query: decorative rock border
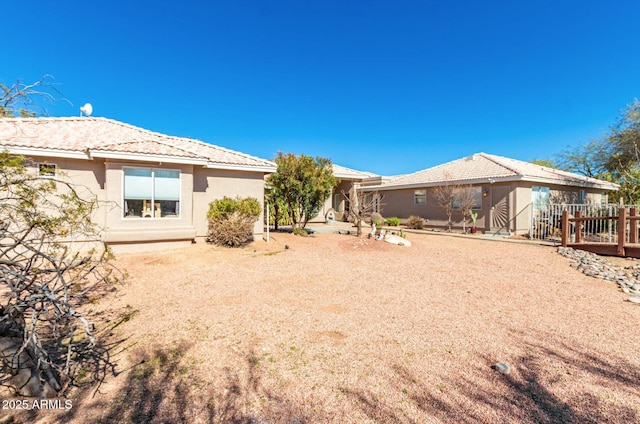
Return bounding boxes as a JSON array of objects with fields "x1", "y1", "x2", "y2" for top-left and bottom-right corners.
[{"x1": 558, "y1": 247, "x2": 640, "y2": 305}]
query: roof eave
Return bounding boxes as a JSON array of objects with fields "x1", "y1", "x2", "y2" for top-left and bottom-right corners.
[
  {"x1": 90, "y1": 150, "x2": 209, "y2": 166},
  {"x1": 205, "y1": 162, "x2": 277, "y2": 173},
  {"x1": 365, "y1": 175, "x2": 620, "y2": 191},
  {"x1": 2, "y1": 146, "x2": 92, "y2": 160}
]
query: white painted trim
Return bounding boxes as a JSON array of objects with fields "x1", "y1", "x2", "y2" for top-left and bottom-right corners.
[
  {"x1": 205, "y1": 162, "x2": 276, "y2": 173},
  {"x1": 365, "y1": 175, "x2": 619, "y2": 192},
  {"x1": 3, "y1": 146, "x2": 91, "y2": 160},
  {"x1": 90, "y1": 150, "x2": 208, "y2": 166}
]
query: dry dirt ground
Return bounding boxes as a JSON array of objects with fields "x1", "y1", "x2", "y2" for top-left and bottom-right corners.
[{"x1": 6, "y1": 231, "x2": 640, "y2": 423}]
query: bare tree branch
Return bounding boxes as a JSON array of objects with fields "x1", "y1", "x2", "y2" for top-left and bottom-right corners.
[{"x1": 1, "y1": 74, "x2": 71, "y2": 117}]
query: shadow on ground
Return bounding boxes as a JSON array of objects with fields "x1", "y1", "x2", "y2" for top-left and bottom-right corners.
[
  {"x1": 7, "y1": 330, "x2": 639, "y2": 423},
  {"x1": 341, "y1": 333, "x2": 640, "y2": 423},
  {"x1": 81, "y1": 342, "x2": 321, "y2": 423}
]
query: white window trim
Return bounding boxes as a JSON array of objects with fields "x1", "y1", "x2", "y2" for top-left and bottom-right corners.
[
  {"x1": 38, "y1": 162, "x2": 57, "y2": 178},
  {"x1": 121, "y1": 166, "x2": 182, "y2": 220},
  {"x1": 414, "y1": 189, "x2": 427, "y2": 205}
]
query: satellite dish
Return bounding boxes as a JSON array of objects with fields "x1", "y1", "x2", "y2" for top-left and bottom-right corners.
[{"x1": 80, "y1": 103, "x2": 93, "y2": 117}]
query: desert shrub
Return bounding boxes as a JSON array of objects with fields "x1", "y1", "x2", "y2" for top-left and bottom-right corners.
[
  {"x1": 293, "y1": 227, "x2": 308, "y2": 236},
  {"x1": 385, "y1": 216, "x2": 401, "y2": 226},
  {"x1": 370, "y1": 212, "x2": 385, "y2": 227},
  {"x1": 406, "y1": 215, "x2": 426, "y2": 230},
  {"x1": 207, "y1": 196, "x2": 261, "y2": 247}
]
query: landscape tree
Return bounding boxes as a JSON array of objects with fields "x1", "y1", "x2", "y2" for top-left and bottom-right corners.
[
  {"x1": 342, "y1": 185, "x2": 383, "y2": 237},
  {"x1": 1, "y1": 75, "x2": 118, "y2": 397},
  {"x1": 264, "y1": 186, "x2": 290, "y2": 231},
  {"x1": 454, "y1": 186, "x2": 478, "y2": 233},
  {"x1": 433, "y1": 172, "x2": 457, "y2": 232},
  {"x1": 555, "y1": 99, "x2": 640, "y2": 203},
  {"x1": 266, "y1": 152, "x2": 338, "y2": 232},
  {"x1": 0, "y1": 153, "x2": 118, "y2": 397},
  {"x1": 1, "y1": 74, "x2": 66, "y2": 117}
]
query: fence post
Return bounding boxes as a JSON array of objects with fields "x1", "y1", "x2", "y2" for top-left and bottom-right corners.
[
  {"x1": 575, "y1": 211, "x2": 582, "y2": 244},
  {"x1": 618, "y1": 207, "x2": 626, "y2": 256},
  {"x1": 561, "y1": 210, "x2": 569, "y2": 246},
  {"x1": 630, "y1": 207, "x2": 638, "y2": 244}
]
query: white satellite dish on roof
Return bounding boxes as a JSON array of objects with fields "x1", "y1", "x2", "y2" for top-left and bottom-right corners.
[{"x1": 80, "y1": 103, "x2": 93, "y2": 117}]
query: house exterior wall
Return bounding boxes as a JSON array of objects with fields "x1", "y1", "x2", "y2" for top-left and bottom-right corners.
[
  {"x1": 103, "y1": 161, "x2": 197, "y2": 243},
  {"x1": 379, "y1": 186, "x2": 491, "y2": 231},
  {"x1": 192, "y1": 168, "x2": 266, "y2": 238},
  {"x1": 512, "y1": 183, "x2": 608, "y2": 235},
  {"x1": 378, "y1": 182, "x2": 609, "y2": 235},
  {"x1": 308, "y1": 179, "x2": 355, "y2": 223},
  {"x1": 20, "y1": 154, "x2": 267, "y2": 248}
]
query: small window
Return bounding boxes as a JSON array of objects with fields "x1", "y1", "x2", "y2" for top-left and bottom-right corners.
[
  {"x1": 414, "y1": 190, "x2": 426, "y2": 205},
  {"x1": 579, "y1": 190, "x2": 586, "y2": 202},
  {"x1": 38, "y1": 163, "x2": 56, "y2": 177}
]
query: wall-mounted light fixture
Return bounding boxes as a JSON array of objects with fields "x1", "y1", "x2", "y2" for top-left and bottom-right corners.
[{"x1": 482, "y1": 188, "x2": 489, "y2": 197}]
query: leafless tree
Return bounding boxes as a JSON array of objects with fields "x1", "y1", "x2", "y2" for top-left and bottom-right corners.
[
  {"x1": 0, "y1": 153, "x2": 120, "y2": 397},
  {"x1": 342, "y1": 185, "x2": 383, "y2": 237},
  {"x1": 433, "y1": 172, "x2": 456, "y2": 232},
  {"x1": 455, "y1": 186, "x2": 478, "y2": 233},
  {"x1": 1, "y1": 74, "x2": 69, "y2": 117}
]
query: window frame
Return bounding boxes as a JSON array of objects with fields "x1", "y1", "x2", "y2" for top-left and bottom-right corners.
[
  {"x1": 532, "y1": 186, "x2": 550, "y2": 210},
  {"x1": 122, "y1": 166, "x2": 181, "y2": 219},
  {"x1": 38, "y1": 163, "x2": 57, "y2": 177},
  {"x1": 414, "y1": 189, "x2": 427, "y2": 205},
  {"x1": 452, "y1": 187, "x2": 482, "y2": 210}
]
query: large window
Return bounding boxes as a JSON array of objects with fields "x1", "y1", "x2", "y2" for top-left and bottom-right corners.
[
  {"x1": 532, "y1": 186, "x2": 550, "y2": 210},
  {"x1": 452, "y1": 187, "x2": 482, "y2": 210},
  {"x1": 123, "y1": 168, "x2": 180, "y2": 218},
  {"x1": 414, "y1": 190, "x2": 426, "y2": 205}
]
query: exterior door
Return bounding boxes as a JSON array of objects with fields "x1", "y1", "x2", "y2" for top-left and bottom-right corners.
[{"x1": 490, "y1": 186, "x2": 510, "y2": 233}]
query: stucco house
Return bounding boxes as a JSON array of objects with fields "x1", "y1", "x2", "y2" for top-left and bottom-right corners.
[
  {"x1": 364, "y1": 152, "x2": 620, "y2": 235},
  {"x1": 0, "y1": 117, "x2": 276, "y2": 251},
  {"x1": 319, "y1": 164, "x2": 379, "y2": 222}
]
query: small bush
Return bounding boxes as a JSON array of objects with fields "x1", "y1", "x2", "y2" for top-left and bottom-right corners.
[
  {"x1": 385, "y1": 216, "x2": 401, "y2": 226},
  {"x1": 293, "y1": 227, "x2": 308, "y2": 236},
  {"x1": 370, "y1": 212, "x2": 385, "y2": 227},
  {"x1": 406, "y1": 215, "x2": 426, "y2": 230},
  {"x1": 207, "y1": 196, "x2": 261, "y2": 247}
]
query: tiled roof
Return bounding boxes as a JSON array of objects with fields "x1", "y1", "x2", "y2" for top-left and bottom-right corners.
[
  {"x1": 332, "y1": 164, "x2": 378, "y2": 179},
  {"x1": 0, "y1": 117, "x2": 276, "y2": 171},
  {"x1": 372, "y1": 153, "x2": 619, "y2": 190}
]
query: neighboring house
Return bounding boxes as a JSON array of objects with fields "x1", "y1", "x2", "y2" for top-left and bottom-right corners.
[
  {"x1": 309, "y1": 164, "x2": 379, "y2": 223},
  {"x1": 0, "y1": 117, "x2": 276, "y2": 251},
  {"x1": 364, "y1": 153, "x2": 620, "y2": 235}
]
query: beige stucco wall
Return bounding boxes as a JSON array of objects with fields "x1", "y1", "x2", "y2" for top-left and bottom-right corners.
[
  {"x1": 103, "y1": 161, "x2": 197, "y2": 243},
  {"x1": 377, "y1": 182, "x2": 609, "y2": 234},
  {"x1": 23, "y1": 155, "x2": 107, "y2": 227},
  {"x1": 21, "y1": 155, "x2": 267, "y2": 247},
  {"x1": 378, "y1": 186, "x2": 491, "y2": 230},
  {"x1": 512, "y1": 183, "x2": 608, "y2": 235},
  {"x1": 307, "y1": 179, "x2": 355, "y2": 223},
  {"x1": 192, "y1": 168, "x2": 266, "y2": 238}
]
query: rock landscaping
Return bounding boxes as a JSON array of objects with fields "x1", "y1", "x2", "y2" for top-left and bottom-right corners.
[{"x1": 558, "y1": 246, "x2": 640, "y2": 304}]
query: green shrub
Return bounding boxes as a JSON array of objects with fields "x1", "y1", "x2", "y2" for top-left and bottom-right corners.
[
  {"x1": 292, "y1": 227, "x2": 308, "y2": 236},
  {"x1": 385, "y1": 216, "x2": 401, "y2": 226},
  {"x1": 370, "y1": 212, "x2": 385, "y2": 227},
  {"x1": 207, "y1": 196, "x2": 261, "y2": 247},
  {"x1": 406, "y1": 215, "x2": 426, "y2": 230}
]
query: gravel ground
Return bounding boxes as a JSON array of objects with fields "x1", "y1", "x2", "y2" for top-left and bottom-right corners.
[{"x1": 14, "y1": 230, "x2": 640, "y2": 423}]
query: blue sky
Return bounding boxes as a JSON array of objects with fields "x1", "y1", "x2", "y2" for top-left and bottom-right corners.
[{"x1": 3, "y1": 1, "x2": 640, "y2": 176}]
